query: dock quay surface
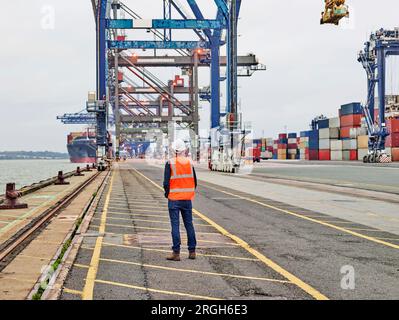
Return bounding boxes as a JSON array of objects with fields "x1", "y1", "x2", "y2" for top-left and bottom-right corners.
[{"x1": 1, "y1": 160, "x2": 399, "y2": 300}]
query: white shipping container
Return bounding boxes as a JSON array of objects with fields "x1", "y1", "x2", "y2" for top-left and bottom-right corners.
[
  {"x1": 349, "y1": 128, "x2": 360, "y2": 139},
  {"x1": 288, "y1": 149, "x2": 297, "y2": 155},
  {"x1": 288, "y1": 138, "x2": 297, "y2": 144},
  {"x1": 319, "y1": 139, "x2": 330, "y2": 150},
  {"x1": 342, "y1": 139, "x2": 357, "y2": 150},
  {"x1": 349, "y1": 127, "x2": 367, "y2": 138},
  {"x1": 329, "y1": 117, "x2": 340, "y2": 128},
  {"x1": 385, "y1": 147, "x2": 392, "y2": 156},
  {"x1": 319, "y1": 128, "x2": 339, "y2": 139},
  {"x1": 357, "y1": 148, "x2": 368, "y2": 161},
  {"x1": 330, "y1": 140, "x2": 343, "y2": 151},
  {"x1": 331, "y1": 150, "x2": 343, "y2": 161}
]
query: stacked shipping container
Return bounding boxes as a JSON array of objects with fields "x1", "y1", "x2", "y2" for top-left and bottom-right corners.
[
  {"x1": 277, "y1": 134, "x2": 287, "y2": 160},
  {"x1": 258, "y1": 102, "x2": 399, "y2": 162},
  {"x1": 287, "y1": 133, "x2": 298, "y2": 160},
  {"x1": 386, "y1": 119, "x2": 399, "y2": 161},
  {"x1": 339, "y1": 103, "x2": 364, "y2": 161}
]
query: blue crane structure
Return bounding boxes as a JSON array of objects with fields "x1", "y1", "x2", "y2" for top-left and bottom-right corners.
[
  {"x1": 57, "y1": 112, "x2": 97, "y2": 125},
  {"x1": 358, "y1": 28, "x2": 399, "y2": 163},
  {"x1": 85, "y1": 0, "x2": 263, "y2": 160}
]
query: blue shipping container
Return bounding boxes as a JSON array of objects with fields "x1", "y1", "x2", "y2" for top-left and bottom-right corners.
[
  {"x1": 288, "y1": 133, "x2": 297, "y2": 139},
  {"x1": 308, "y1": 130, "x2": 319, "y2": 150},
  {"x1": 340, "y1": 102, "x2": 362, "y2": 116},
  {"x1": 318, "y1": 119, "x2": 329, "y2": 129}
]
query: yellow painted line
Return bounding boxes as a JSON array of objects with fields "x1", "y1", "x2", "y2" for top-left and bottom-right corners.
[
  {"x1": 317, "y1": 221, "x2": 357, "y2": 225},
  {"x1": 63, "y1": 288, "x2": 83, "y2": 296},
  {"x1": 107, "y1": 212, "x2": 169, "y2": 218},
  {"x1": 130, "y1": 208, "x2": 168, "y2": 213},
  {"x1": 138, "y1": 235, "x2": 240, "y2": 246},
  {"x1": 101, "y1": 258, "x2": 291, "y2": 284},
  {"x1": 82, "y1": 172, "x2": 115, "y2": 300},
  {"x1": 95, "y1": 279, "x2": 221, "y2": 300},
  {"x1": 92, "y1": 231, "x2": 240, "y2": 247},
  {"x1": 74, "y1": 263, "x2": 90, "y2": 269},
  {"x1": 298, "y1": 215, "x2": 332, "y2": 219},
  {"x1": 133, "y1": 167, "x2": 329, "y2": 301},
  {"x1": 102, "y1": 242, "x2": 258, "y2": 261},
  {"x1": 203, "y1": 184, "x2": 399, "y2": 251},
  {"x1": 192, "y1": 208, "x2": 328, "y2": 300},
  {"x1": 93, "y1": 216, "x2": 210, "y2": 227},
  {"x1": 129, "y1": 204, "x2": 168, "y2": 209},
  {"x1": 107, "y1": 212, "x2": 203, "y2": 222},
  {"x1": 104, "y1": 222, "x2": 218, "y2": 234},
  {"x1": 107, "y1": 207, "x2": 168, "y2": 213}
]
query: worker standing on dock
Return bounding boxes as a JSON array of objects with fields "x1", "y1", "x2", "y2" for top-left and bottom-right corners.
[{"x1": 163, "y1": 139, "x2": 197, "y2": 261}]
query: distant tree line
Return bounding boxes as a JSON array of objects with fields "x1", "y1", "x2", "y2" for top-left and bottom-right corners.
[{"x1": 0, "y1": 151, "x2": 69, "y2": 160}]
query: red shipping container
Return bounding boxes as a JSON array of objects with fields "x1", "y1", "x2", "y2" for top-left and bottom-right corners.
[
  {"x1": 319, "y1": 150, "x2": 330, "y2": 161},
  {"x1": 288, "y1": 143, "x2": 297, "y2": 149},
  {"x1": 350, "y1": 150, "x2": 357, "y2": 161},
  {"x1": 387, "y1": 119, "x2": 399, "y2": 134},
  {"x1": 309, "y1": 150, "x2": 319, "y2": 161},
  {"x1": 278, "y1": 133, "x2": 287, "y2": 140},
  {"x1": 392, "y1": 148, "x2": 399, "y2": 161},
  {"x1": 386, "y1": 132, "x2": 399, "y2": 147},
  {"x1": 340, "y1": 127, "x2": 351, "y2": 139},
  {"x1": 278, "y1": 144, "x2": 287, "y2": 149},
  {"x1": 340, "y1": 114, "x2": 362, "y2": 127}
]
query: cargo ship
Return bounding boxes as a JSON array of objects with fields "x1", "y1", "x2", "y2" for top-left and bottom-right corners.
[{"x1": 67, "y1": 131, "x2": 97, "y2": 163}]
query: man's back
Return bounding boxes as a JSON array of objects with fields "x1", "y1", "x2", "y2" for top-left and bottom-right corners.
[{"x1": 163, "y1": 157, "x2": 197, "y2": 200}]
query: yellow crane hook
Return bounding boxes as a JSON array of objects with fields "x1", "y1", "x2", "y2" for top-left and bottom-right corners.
[{"x1": 321, "y1": 0, "x2": 350, "y2": 25}]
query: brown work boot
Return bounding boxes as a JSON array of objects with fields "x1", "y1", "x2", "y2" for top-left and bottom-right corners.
[
  {"x1": 166, "y1": 252, "x2": 181, "y2": 261},
  {"x1": 188, "y1": 251, "x2": 196, "y2": 260}
]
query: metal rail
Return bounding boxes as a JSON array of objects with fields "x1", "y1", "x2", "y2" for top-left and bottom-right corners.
[{"x1": 0, "y1": 170, "x2": 103, "y2": 265}]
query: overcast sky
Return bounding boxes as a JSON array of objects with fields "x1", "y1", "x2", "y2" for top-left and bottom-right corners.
[{"x1": 1, "y1": 0, "x2": 399, "y2": 152}]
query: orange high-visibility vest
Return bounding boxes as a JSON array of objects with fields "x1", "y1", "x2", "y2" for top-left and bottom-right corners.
[{"x1": 168, "y1": 156, "x2": 195, "y2": 201}]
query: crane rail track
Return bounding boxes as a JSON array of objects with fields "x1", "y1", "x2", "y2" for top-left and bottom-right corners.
[{"x1": 0, "y1": 170, "x2": 102, "y2": 269}]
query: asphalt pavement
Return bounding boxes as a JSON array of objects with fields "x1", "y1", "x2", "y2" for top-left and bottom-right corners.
[{"x1": 60, "y1": 160, "x2": 399, "y2": 300}]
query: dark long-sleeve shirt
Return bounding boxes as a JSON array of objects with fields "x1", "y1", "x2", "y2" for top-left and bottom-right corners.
[{"x1": 163, "y1": 161, "x2": 197, "y2": 198}]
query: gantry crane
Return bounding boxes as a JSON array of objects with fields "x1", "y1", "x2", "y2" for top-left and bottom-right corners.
[
  {"x1": 321, "y1": 0, "x2": 349, "y2": 25},
  {"x1": 358, "y1": 28, "x2": 399, "y2": 163}
]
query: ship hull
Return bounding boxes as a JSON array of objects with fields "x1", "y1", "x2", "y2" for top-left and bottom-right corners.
[
  {"x1": 69, "y1": 156, "x2": 96, "y2": 164},
  {"x1": 67, "y1": 134, "x2": 97, "y2": 164}
]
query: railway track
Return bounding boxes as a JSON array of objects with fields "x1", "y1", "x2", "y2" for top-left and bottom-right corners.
[{"x1": 0, "y1": 169, "x2": 102, "y2": 270}]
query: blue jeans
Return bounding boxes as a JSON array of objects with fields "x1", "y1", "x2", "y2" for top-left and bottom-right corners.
[{"x1": 168, "y1": 200, "x2": 197, "y2": 253}]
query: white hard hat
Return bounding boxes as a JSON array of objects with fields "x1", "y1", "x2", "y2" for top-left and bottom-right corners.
[{"x1": 171, "y1": 139, "x2": 187, "y2": 153}]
